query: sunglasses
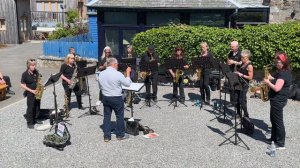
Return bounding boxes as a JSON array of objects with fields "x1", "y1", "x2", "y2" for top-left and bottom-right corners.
[{"x1": 29, "y1": 59, "x2": 36, "y2": 61}]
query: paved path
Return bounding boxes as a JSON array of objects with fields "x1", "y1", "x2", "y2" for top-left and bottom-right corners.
[
  {"x1": 0, "y1": 79, "x2": 299, "y2": 167},
  {"x1": 0, "y1": 42, "x2": 57, "y2": 109}
]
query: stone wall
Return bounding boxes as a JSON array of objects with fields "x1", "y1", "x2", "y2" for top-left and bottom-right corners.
[{"x1": 269, "y1": 0, "x2": 300, "y2": 23}]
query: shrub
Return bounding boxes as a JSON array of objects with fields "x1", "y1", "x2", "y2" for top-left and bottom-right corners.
[{"x1": 132, "y1": 22, "x2": 300, "y2": 69}]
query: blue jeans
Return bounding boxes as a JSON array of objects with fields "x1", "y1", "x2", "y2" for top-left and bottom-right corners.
[{"x1": 102, "y1": 96, "x2": 125, "y2": 139}]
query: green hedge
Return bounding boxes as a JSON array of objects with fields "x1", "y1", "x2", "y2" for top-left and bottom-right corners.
[{"x1": 132, "y1": 22, "x2": 300, "y2": 69}]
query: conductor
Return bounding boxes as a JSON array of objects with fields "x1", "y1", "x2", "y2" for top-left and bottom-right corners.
[{"x1": 98, "y1": 57, "x2": 132, "y2": 142}]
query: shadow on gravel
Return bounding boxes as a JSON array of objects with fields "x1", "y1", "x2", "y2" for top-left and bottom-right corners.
[
  {"x1": 187, "y1": 93, "x2": 201, "y2": 101},
  {"x1": 207, "y1": 125, "x2": 226, "y2": 137}
]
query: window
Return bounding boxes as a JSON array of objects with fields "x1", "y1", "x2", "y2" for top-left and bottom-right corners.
[
  {"x1": 104, "y1": 12, "x2": 137, "y2": 25},
  {"x1": 147, "y1": 12, "x2": 180, "y2": 26},
  {"x1": 237, "y1": 11, "x2": 268, "y2": 23},
  {"x1": 190, "y1": 13, "x2": 225, "y2": 27},
  {"x1": 0, "y1": 19, "x2": 6, "y2": 30}
]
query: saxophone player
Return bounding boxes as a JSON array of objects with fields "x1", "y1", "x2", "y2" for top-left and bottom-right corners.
[
  {"x1": 199, "y1": 42, "x2": 214, "y2": 105},
  {"x1": 20, "y1": 59, "x2": 42, "y2": 129},
  {"x1": 227, "y1": 41, "x2": 242, "y2": 72},
  {"x1": 140, "y1": 45, "x2": 160, "y2": 102},
  {"x1": 233, "y1": 50, "x2": 253, "y2": 118},
  {"x1": 60, "y1": 54, "x2": 83, "y2": 115},
  {"x1": 168, "y1": 46, "x2": 189, "y2": 103},
  {"x1": 263, "y1": 52, "x2": 292, "y2": 150}
]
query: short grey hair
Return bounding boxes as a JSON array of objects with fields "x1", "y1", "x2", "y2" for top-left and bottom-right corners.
[
  {"x1": 106, "y1": 57, "x2": 118, "y2": 66},
  {"x1": 241, "y1": 49, "x2": 251, "y2": 58}
]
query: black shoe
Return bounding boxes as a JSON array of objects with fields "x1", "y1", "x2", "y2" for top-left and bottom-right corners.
[
  {"x1": 265, "y1": 138, "x2": 274, "y2": 144},
  {"x1": 35, "y1": 120, "x2": 43, "y2": 124},
  {"x1": 205, "y1": 100, "x2": 210, "y2": 105},
  {"x1": 7, "y1": 90, "x2": 15, "y2": 95},
  {"x1": 153, "y1": 97, "x2": 158, "y2": 102},
  {"x1": 27, "y1": 124, "x2": 34, "y2": 129},
  {"x1": 117, "y1": 134, "x2": 129, "y2": 141},
  {"x1": 104, "y1": 137, "x2": 111, "y2": 142},
  {"x1": 78, "y1": 106, "x2": 84, "y2": 110},
  {"x1": 179, "y1": 98, "x2": 185, "y2": 104}
]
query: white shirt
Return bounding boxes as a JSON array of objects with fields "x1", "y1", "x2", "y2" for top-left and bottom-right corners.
[{"x1": 98, "y1": 67, "x2": 132, "y2": 97}]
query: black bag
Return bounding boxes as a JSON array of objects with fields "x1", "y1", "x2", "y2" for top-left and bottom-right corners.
[
  {"x1": 125, "y1": 120, "x2": 140, "y2": 136},
  {"x1": 242, "y1": 117, "x2": 255, "y2": 135},
  {"x1": 289, "y1": 84, "x2": 298, "y2": 99},
  {"x1": 294, "y1": 89, "x2": 300, "y2": 101}
]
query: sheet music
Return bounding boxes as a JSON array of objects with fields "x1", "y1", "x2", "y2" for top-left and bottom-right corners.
[{"x1": 122, "y1": 83, "x2": 144, "y2": 92}]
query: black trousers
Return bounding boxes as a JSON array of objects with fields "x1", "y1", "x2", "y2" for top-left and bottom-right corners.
[
  {"x1": 3, "y1": 76, "x2": 12, "y2": 88},
  {"x1": 235, "y1": 84, "x2": 249, "y2": 117},
  {"x1": 172, "y1": 76, "x2": 185, "y2": 99},
  {"x1": 62, "y1": 82, "x2": 82, "y2": 108},
  {"x1": 200, "y1": 73, "x2": 210, "y2": 101},
  {"x1": 144, "y1": 72, "x2": 158, "y2": 99},
  {"x1": 270, "y1": 100, "x2": 287, "y2": 147},
  {"x1": 25, "y1": 93, "x2": 40, "y2": 125}
]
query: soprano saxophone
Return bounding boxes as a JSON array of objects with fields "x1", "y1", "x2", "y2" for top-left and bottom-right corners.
[{"x1": 69, "y1": 64, "x2": 78, "y2": 89}]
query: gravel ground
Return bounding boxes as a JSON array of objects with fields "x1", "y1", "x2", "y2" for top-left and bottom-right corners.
[{"x1": 0, "y1": 77, "x2": 299, "y2": 168}]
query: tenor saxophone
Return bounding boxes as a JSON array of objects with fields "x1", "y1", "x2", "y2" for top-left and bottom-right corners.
[
  {"x1": 259, "y1": 65, "x2": 271, "y2": 102},
  {"x1": 35, "y1": 71, "x2": 44, "y2": 100}
]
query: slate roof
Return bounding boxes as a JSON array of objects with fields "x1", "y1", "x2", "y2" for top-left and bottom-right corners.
[{"x1": 86, "y1": 0, "x2": 268, "y2": 9}]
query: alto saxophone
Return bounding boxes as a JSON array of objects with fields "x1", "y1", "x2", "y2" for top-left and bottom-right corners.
[
  {"x1": 141, "y1": 71, "x2": 151, "y2": 80},
  {"x1": 35, "y1": 71, "x2": 44, "y2": 100},
  {"x1": 196, "y1": 68, "x2": 202, "y2": 81},
  {"x1": 174, "y1": 69, "x2": 184, "y2": 83},
  {"x1": 259, "y1": 65, "x2": 271, "y2": 102},
  {"x1": 69, "y1": 64, "x2": 78, "y2": 89}
]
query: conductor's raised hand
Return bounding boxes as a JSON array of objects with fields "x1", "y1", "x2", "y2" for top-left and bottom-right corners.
[{"x1": 126, "y1": 67, "x2": 131, "y2": 77}]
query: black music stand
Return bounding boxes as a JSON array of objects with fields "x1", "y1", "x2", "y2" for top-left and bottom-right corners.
[
  {"x1": 77, "y1": 65, "x2": 100, "y2": 118},
  {"x1": 44, "y1": 72, "x2": 71, "y2": 131},
  {"x1": 219, "y1": 72, "x2": 250, "y2": 150},
  {"x1": 77, "y1": 60, "x2": 88, "y2": 95},
  {"x1": 191, "y1": 57, "x2": 212, "y2": 110},
  {"x1": 211, "y1": 62, "x2": 232, "y2": 122},
  {"x1": 165, "y1": 58, "x2": 187, "y2": 109},
  {"x1": 139, "y1": 61, "x2": 161, "y2": 109},
  {"x1": 123, "y1": 83, "x2": 144, "y2": 118}
]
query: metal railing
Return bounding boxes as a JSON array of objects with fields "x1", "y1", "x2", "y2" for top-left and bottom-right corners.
[{"x1": 31, "y1": 11, "x2": 65, "y2": 23}]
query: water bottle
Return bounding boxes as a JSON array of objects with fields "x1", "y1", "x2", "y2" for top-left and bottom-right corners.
[{"x1": 269, "y1": 141, "x2": 276, "y2": 157}]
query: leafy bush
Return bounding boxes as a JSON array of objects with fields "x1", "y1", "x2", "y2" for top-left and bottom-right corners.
[{"x1": 132, "y1": 22, "x2": 300, "y2": 69}]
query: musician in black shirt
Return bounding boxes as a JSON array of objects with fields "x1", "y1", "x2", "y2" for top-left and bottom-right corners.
[
  {"x1": 227, "y1": 41, "x2": 241, "y2": 72},
  {"x1": 60, "y1": 54, "x2": 83, "y2": 117},
  {"x1": 199, "y1": 42, "x2": 214, "y2": 104},
  {"x1": 264, "y1": 52, "x2": 292, "y2": 149},
  {"x1": 168, "y1": 46, "x2": 189, "y2": 103},
  {"x1": 140, "y1": 45, "x2": 160, "y2": 102},
  {"x1": 234, "y1": 50, "x2": 253, "y2": 118},
  {"x1": 20, "y1": 59, "x2": 41, "y2": 129}
]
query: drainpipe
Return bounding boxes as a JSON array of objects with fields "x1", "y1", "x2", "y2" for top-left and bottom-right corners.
[{"x1": 15, "y1": 0, "x2": 21, "y2": 44}]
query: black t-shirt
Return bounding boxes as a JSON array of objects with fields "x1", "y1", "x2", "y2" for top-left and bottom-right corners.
[
  {"x1": 21, "y1": 70, "x2": 38, "y2": 90},
  {"x1": 141, "y1": 52, "x2": 160, "y2": 72},
  {"x1": 269, "y1": 70, "x2": 292, "y2": 102},
  {"x1": 228, "y1": 50, "x2": 241, "y2": 72},
  {"x1": 200, "y1": 52, "x2": 214, "y2": 74},
  {"x1": 60, "y1": 63, "x2": 75, "y2": 84}
]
